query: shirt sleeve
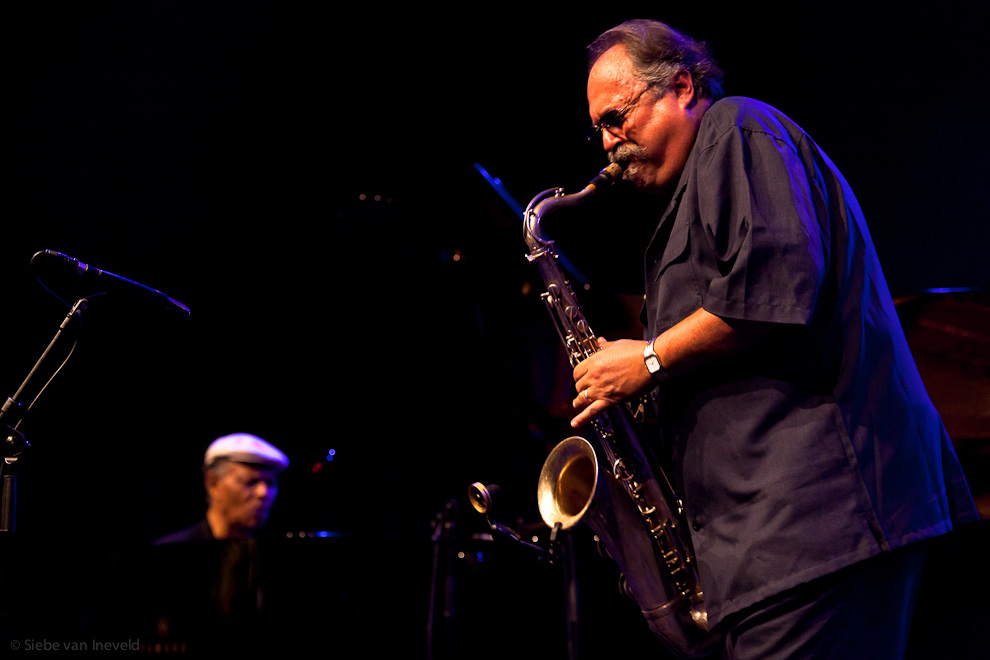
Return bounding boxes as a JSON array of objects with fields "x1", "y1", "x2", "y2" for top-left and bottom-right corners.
[{"x1": 694, "y1": 124, "x2": 827, "y2": 326}]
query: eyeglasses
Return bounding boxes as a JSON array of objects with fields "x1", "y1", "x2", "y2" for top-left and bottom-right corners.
[{"x1": 587, "y1": 82, "x2": 658, "y2": 141}]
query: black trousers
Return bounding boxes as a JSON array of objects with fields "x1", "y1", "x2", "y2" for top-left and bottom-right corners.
[{"x1": 718, "y1": 543, "x2": 929, "y2": 660}]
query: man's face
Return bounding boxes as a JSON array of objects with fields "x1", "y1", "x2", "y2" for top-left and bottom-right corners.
[
  {"x1": 207, "y1": 462, "x2": 279, "y2": 534},
  {"x1": 587, "y1": 45, "x2": 701, "y2": 195}
]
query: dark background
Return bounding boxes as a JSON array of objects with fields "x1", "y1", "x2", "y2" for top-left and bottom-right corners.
[{"x1": 1, "y1": 2, "x2": 987, "y2": 658}]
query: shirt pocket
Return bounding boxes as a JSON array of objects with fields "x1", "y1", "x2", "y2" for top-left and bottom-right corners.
[
  {"x1": 647, "y1": 217, "x2": 690, "y2": 283},
  {"x1": 645, "y1": 218, "x2": 702, "y2": 333}
]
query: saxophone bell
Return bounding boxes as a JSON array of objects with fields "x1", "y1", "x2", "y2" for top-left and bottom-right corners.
[
  {"x1": 538, "y1": 437, "x2": 720, "y2": 658},
  {"x1": 537, "y1": 437, "x2": 599, "y2": 530}
]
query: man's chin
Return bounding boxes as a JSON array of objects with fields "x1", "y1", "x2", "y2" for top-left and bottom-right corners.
[
  {"x1": 620, "y1": 162, "x2": 639, "y2": 181},
  {"x1": 621, "y1": 163, "x2": 670, "y2": 195},
  {"x1": 240, "y1": 513, "x2": 269, "y2": 530},
  {"x1": 621, "y1": 162, "x2": 651, "y2": 188}
]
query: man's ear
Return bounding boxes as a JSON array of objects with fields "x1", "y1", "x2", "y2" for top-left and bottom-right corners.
[
  {"x1": 205, "y1": 470, "x2": 220, "y2": 497},
  {"x1": 672, "y1": 70, "x2": 697, "y2": 108}
]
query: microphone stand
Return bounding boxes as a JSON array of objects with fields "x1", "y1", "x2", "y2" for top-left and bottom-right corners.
[
  {"x1": 427, "y1": 498, "x2": 458, "y2": 660},
  {"x1": 0, "y1": 298, "x2": 87, "y2": 641},
  {"x1": 466, "y1": 483, "x2": 579, "y2": 658}
]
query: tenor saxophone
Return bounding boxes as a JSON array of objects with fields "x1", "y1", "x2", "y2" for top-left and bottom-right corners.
[{"x1": 525, "y1": 164, "x2": 720, "y2": 658}]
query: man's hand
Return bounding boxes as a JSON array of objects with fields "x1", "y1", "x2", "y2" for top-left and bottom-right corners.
[
  {"x1": 570, "y1": 338, "x2": 653, "y2": 428},
  {"x1": 568, "y1": 310, "x2": 773, "y2": 429}
]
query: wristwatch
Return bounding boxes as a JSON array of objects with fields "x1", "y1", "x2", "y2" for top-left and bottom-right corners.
[{"x1": 643, "y1": 336, "x2": 671, "y2": 383}]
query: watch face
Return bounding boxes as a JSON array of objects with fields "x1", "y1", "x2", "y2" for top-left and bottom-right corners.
[{"x1": 646, "y1": 355, "x2": 661, "y2": 372}]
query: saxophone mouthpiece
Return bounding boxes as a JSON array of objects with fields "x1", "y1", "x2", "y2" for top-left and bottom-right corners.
[{"x1": 589, "y1": 162, "x2": 625, "y2": 190}]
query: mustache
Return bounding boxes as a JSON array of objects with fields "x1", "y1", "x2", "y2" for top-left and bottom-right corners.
[{"x1": 609, "y1": 143, "x2": 647, "y2": 167}]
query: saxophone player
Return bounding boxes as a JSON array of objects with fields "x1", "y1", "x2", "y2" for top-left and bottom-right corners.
[{"x1": 568, "y1": 19, "x2": 979, "y2": 659}]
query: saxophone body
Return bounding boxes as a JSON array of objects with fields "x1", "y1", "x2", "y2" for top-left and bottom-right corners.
[{"x1": 526, "y1": 164, "x2": 720, "y2": 658}]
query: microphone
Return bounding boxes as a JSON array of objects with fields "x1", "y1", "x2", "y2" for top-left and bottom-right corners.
[
  {"x1": 32, "y1": 250, "x2": 191, "y2": 320},
  {"x1": 468, "y1": 482, "x2": 502, "y2": 515}
]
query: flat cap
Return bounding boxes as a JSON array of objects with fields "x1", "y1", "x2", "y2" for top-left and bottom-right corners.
[{"x1": 204, "y1": 433, "x2": 289, "y2": 471}]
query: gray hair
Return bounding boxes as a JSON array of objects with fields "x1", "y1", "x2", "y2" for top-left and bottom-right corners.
[
  {"x1": 588, "y1": 19, "x2": 725, "y2": 102},
  {"x1": 203, "y1": 457, "x2": 237, "y2": 481},
  {"x1": 202, "y1": 458, "x2": 234, "y2": 505}
]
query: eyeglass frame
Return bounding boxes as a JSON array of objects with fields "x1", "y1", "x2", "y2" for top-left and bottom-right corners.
[{"x1": 587, "y1": 81, "x2": 660, "y2": 141}]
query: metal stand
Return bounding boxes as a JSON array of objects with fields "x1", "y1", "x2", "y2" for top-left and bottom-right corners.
[
  {"x1": 427, "y1": 498, "x2": 458, "y2": 660},
  {"x1": 466, "y1": 483, "x2": 579, "y2": 659},
  {"x1": 0, "y1": 298, "x2": 87, "y2": 643}
]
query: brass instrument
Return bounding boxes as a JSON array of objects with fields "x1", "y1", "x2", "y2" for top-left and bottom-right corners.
[{"x1": 525, "y1": 164, "x2": 720, "y2": 658}]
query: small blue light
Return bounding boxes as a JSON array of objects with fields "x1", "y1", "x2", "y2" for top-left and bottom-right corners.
[
  {"x1": 922, "y1": 286, "x2": 976, "y2": 294},
  {"x1": 327, "y1": 448, "x2": 336, "y2": 461},
  {"x1": 476, "y1": 552, "x2": 484, "y2": 562}
]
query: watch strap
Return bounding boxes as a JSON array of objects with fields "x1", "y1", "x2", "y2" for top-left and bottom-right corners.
[{"x1": 644, "y1": 336, "x2": 671, "y2": 383}]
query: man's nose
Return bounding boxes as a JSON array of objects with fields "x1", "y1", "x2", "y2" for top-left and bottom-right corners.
[{"x1": 601, "y1": 127, "x2": 624, "y2": 152}]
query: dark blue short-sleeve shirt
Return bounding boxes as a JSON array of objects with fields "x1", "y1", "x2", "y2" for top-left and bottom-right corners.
[{"x1": 642, "y1": 97, "x2": 978, "y2": 626}]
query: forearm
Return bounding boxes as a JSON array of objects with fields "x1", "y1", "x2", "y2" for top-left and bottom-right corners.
[
  {"x1": 653, "y1": 307, "x2": 771, "y2": 376},
  {"x1": 570, "y1": 307, "x2": 771, "y2": 427}
]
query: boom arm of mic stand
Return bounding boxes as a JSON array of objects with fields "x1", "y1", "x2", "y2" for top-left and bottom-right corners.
[
  {"x1": 485, "y1": 519, "x2": 563, "y2": 565},
  {"x1": 473, "y1": 162, "x2": 591, "y2": 286},
  {"x1": 1, "y1": 297, "x2": 88, "y2": 533}
]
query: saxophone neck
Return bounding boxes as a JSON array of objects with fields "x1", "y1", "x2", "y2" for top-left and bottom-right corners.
[{"x1": 524, "y1": 163, "x2": 624, "y2": 247}]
